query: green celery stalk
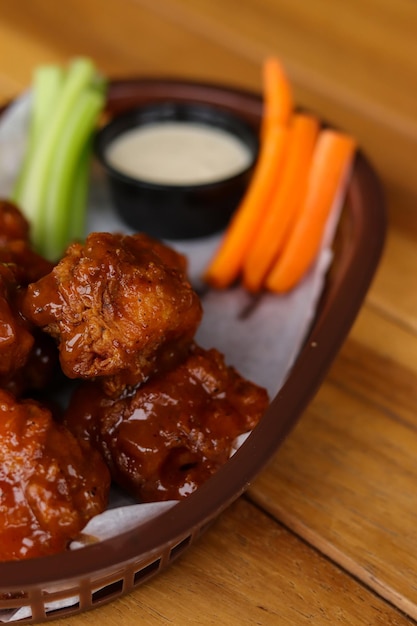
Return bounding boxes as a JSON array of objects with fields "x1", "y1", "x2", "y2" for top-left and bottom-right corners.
[
  {"x1": 30, "y1": 64, "x2": 64, "y2": 145},
  {"x1": 13, "y1": 64, "x2": 64, "y2": 200},
  {"x1": 40, "y1": 87, "x2": 105, "y2": 260},
  {"x1": 67, "y1": 72, "x2": 108, "y2": 244},
  {"x1": 67, "y1": 135, "x2": 93, "y2": 244},
  {"x1": 14, "y1": 57, "x2": 96, "y2": 255}
]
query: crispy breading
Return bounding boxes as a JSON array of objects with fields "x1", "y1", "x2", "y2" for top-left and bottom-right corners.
[{"x1": 23, "y1": 232, "x2": 202, "y2": 396}]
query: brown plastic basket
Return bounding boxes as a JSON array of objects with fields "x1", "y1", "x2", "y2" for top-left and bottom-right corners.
[{"x1": 0, "y1": 79, "x2": 386, "y2": 622}]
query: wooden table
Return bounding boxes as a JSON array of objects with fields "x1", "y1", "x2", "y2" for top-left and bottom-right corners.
[{"x1": 1, "y1": 1, "x2": 417, "y2": 624}]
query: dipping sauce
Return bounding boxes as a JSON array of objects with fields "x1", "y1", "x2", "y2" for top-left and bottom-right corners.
[
  {"x1": 105, "y1": 121, "x2": 254, "y2": 186},
  {"x1": 94, "y1": 101, "x2": 258, "y2": 238}
]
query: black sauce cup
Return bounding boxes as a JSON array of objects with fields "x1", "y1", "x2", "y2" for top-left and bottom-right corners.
[{"x1": 94, "y1": 101, "x2": 259, "y2": 239}]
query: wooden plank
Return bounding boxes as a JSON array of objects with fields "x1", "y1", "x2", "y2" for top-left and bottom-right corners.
[
  {"x1": 0, "y1": 0, "x2": 261, "y2": 101},
  {"x1": 248, "y1": 314, "x2": 417, "y2": 619},
  {"x1": 134, "y1": 0, "x2": 417, "y2": 199},
  {"x1": 0, "y1": 0, "x2": 416, "y2": 203},
  {"x1": 367, "y1": 227, "x2": 417, "y2": 333},
  {"x1": 349, "y1": 305, "x2": 417, "y2": 382},
  {"x1": 0, "y1": 19, "x2": 66, "y2": 102},
  {"x1": 51, "y1": 499, "x2": 415, "y2": 626},
  {"x1": 147, "y1": 0, "x2": 417, "y2": 120}
]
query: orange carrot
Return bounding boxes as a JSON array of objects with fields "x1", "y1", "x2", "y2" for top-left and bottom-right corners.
[
  {"x1": 204, "y1": 123, "x2": 289, "y2": 289},
  {"x1": 265, "y1": 129, "x2": 356, "y2": 293},
  {"x1": 260, "y1": 56, "x2": 293, "y2": 139},
  {"x1": 204, "y1": 56, "x2": 293, "y2": 290},
  {"x1": 242, "y1": 113, "x2": 319, "y2": 292}
]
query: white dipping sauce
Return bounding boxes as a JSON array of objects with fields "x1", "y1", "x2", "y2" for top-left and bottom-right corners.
[{"x1": 106, "y1": 121, "x2": 253, "y2": 186}]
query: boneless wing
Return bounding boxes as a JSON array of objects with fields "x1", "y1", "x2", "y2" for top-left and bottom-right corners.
[
  {"x1": 0, "y1": 200, "x2": 54, "y2": 285},
  {"x1": 65, "y1": 343, "x2": 269, "y2": 502},
  {"x1": 0, "y1": 200, "x2": 56, "y2": 392},
  {"x1": 0, "y1": 200, "x2": 30, "y2": 244},
  {"x1": 0, "y1": 264, "x2": 34, "y2": 378},
  {"x1": 23, "y1": 232, "x2": 202, "y2": 395},
  {"x1": 0, "y1": 389, "x2": 110, "y2": 561}
]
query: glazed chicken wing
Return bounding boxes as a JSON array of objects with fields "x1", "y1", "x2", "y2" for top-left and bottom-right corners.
[
  {"x1": 65, "y1": 343, "x2": 269, "y2": 502},
  {"x1": 0, "y1": 263, "x2": 34, "y2": 379},
  {"x1": 3, "y1": 330, "x2": 60, "y2": 398},
  {"x1": 0, "y1": 200, "x2": 56, "y2": 392},
  {"x1": 23, "y1": 232, "x2": 202, "y2": 396},
  {"x1": 0, "y1": 199, "x2": 30, "y2": 244},
  {"x1": 0, "y1": 200, "x2": 53, "y2": 284},
  {"x1": 0, "y1": 389, "x2": 110, "y2": 561}
]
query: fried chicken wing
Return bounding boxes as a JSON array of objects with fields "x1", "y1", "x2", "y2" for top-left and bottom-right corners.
[
  {"x1": 0, "y1": 200, "x2": 54, "y2": 284},
  {"x1": 0, "y1": 263, "x2": 34, "y2": 379},
  {"x1": 23, "y1": 232, "x2": 202, "y2": 395},
  {"x1": 0, "y1": 200, "x2": 30, "y2": 244},
  {"x1": 65, "y1": 343, "x2": 269, "y2": 502},
  {"x1": 0, "y1": 389, "x2": 110, "y2": 561},
  {"x1": 0, "y1": 267, "x2": 59, "y2": 395},
  {"x1": 0, "y1": 200, "x2": 56, "y2": 391},
  {"x1": 2, "y1": 330, "x2": 60, "y2": 398}
]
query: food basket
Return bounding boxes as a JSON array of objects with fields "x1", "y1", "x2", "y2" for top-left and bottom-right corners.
[{"x1": 0, "y1": 78, "x2": 386, "y2": 622}]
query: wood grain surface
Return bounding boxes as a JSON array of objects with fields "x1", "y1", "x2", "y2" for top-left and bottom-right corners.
[{"x1": 0, "y1": 1, "x2": 416, "y2": 624}]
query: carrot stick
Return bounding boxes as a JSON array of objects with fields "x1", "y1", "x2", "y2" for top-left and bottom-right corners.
[
  {"x1": 204, "y1": 55, "x2": 294, "y2": 289},
  {"x1": 203, "y1": 123, "x2": 289, "y2": 289},
  {"x1": 260, "y1": 56, "x2": 293, "y2": 139},
  {"x1": 265, "y1": 129, "x2": 357, "y2": 293},
  {"x1": 243, "y1": 113, "x2": 319, "y2": 292}
]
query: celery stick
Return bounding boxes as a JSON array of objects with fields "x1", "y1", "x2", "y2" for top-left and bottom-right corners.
[
  {"x1": 91, "y1": 72, "x2": 107, "y2": 97},
  {"x1": 13, "y1": 65, "x2": 64, "y2": 200},
  {"x1": 68, "y1": 77, "x2": 107, "y2": 244},
  {"x1": 40, "y1": 88, "x2": 104, "y2": 260},
  {"x1": 68, "y1": 135, "x2": 93, "y2": 243},
  {"x1": 14, "y1": 57, "x2": 96, "y2": 252},
  {"x1": 30, "y1": 65, "x2": 64, "y2": 145}
]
